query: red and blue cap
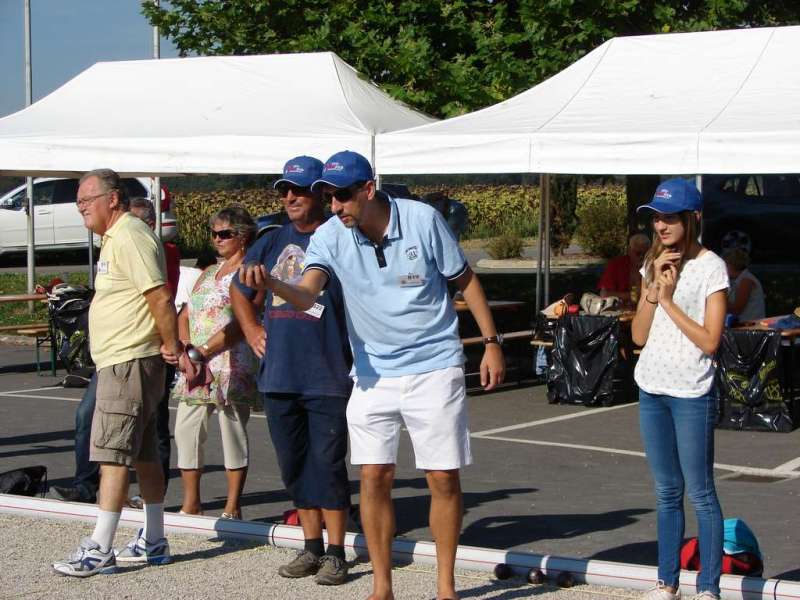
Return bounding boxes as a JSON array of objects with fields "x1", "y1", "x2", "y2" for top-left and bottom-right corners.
[
  {"x1": 637, "y1": 178, "x2": 703, "y2": 214},
  {"x1": 273, "y1": 156, "x2": 324, "y2": 189},
  {"x1": 312, "y1": 150, "x2": 374, "y2": 190}
]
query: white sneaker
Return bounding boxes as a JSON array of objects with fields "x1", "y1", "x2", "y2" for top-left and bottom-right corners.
[
  {"x1": 52, "y1": 537, "x2": 116, "y2": 577},
  {"x1": 114, "y1": 528, "x2": 171, "y2": 565},
  {"x1": 642, "y1": 581, "x2": 682, "y2": 600}
]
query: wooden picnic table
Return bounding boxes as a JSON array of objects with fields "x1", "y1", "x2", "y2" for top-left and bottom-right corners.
[
  {"x1": 0, "y1": 293, "x2": 47, "y2": 303},
  {"x1": 454, "y1": 299, "x2": 526, "y2": 313}
]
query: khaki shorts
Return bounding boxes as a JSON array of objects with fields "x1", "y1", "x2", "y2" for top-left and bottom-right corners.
[{"x1": 90, "y1": 355, "x2": 165, "y2": 466}]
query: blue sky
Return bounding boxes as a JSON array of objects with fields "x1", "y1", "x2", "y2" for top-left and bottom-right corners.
[{"x1": 0, "y1": 0, "x2": 180, "y2": 118}]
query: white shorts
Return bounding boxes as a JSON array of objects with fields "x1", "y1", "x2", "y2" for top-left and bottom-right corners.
[{"x1": 347, "y1": 366, "x2": 471, "y2": 470}]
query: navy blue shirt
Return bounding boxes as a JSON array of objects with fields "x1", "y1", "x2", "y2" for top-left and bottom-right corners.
[{"x1": 234, "y1": 222, "x2": 352, "y2": 397}]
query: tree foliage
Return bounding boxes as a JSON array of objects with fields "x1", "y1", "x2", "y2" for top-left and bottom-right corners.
[{"x1": 142, "y1": 1, "x2": 798, "y2": 119}]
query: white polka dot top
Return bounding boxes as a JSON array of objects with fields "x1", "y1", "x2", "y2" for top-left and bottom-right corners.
[{"x1": 634, "y1": 250, "x2": 729, "y2": 398}]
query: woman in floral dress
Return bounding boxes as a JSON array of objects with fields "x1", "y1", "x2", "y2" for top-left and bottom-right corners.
[{"x1": 173, "y1": 205, "x2": 261, "y2": 519}]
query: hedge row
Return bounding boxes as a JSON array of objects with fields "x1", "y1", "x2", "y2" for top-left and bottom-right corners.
[{"x1": 172, "y1": 183, "x2": 626, "y2": 255}]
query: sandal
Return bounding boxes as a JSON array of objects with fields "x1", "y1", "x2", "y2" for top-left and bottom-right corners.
[{"x1": 220, "y1": 511, "x2": 241, "y2": 520}]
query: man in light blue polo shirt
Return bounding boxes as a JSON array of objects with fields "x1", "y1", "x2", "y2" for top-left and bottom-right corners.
[{"x1": 240, "y1": 150, "x2": 504, "y2": 600}]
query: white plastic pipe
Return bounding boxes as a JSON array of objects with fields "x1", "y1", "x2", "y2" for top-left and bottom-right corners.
[{"x1": 2, "y1": 494, "x2": 797, "y2": 600}]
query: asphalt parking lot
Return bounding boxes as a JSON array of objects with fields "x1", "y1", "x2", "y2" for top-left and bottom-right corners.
[{"x1": 1, "y1": 342, "x2": 798, "y2": 582}]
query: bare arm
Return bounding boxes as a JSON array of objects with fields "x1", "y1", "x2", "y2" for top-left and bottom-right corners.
[
  {"x1": 453, "y1": 267, "x2": 505, "y2": 390},
  {"x1": 631, "y1": 277, "x2": 658, "y2": 346},
  {"x1": 230, "y1": 283, "x2": 267, "y2": 359},
  {"x1": 239, "y1": 264, "x2": 328, "y2": 311},
  {"x1": 144, "y1": 284, "x2": 182, "y2": 363},
  {"x1": 728, "y1": 278, "x2": 754, "y2": 317},
  {"x1": 178, "y1": 305, "x2": 190, "y2": 345}
]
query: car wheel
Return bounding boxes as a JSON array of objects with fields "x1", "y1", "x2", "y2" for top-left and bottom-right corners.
[{"x1": 720, "y1": 229, "x2": 752, "y2": 255}]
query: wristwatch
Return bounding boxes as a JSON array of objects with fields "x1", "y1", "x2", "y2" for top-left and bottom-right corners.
[{"x1": 483, "y1": 334, "x2": 504, "y2": 346}]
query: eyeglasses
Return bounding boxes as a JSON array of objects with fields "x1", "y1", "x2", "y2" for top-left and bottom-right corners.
[
  {"x1": 323, "y1": 181, "x2": 366, "y2": 203},
  {"x1": 75, "y1": 191, "x2": 112, "y2": 206},
  {"x1": 276, "y1": 182, "x2": 312, "y2": 198},
  {"x1": 210, "y1": 228, "x2": 237, "y2": 240}
]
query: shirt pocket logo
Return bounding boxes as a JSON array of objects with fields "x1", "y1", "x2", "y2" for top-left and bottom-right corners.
[{"x1": 405, "y1": 246, "x2": 419, "y2": 261}]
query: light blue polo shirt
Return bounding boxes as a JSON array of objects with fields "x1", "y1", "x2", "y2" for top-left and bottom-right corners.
[{"x1": 304, "y1": 195, "x2": 468, "y2": 377}]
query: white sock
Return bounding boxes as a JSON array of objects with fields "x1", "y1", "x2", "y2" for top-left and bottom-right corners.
[
  {"x1": 91, "y1": 510, "x2": 121, "y2": 552},
  {"x1": 143, "y1": 503, "x2": 165, "y2": 543}
]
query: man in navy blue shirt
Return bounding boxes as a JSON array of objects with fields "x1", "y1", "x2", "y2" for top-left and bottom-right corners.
[
  {"x1": 231, "y1": 156, "x2": 353, "y2": 586},
  {"x1": 240, "y1": 150, "x2": 505, "y2": 600}
]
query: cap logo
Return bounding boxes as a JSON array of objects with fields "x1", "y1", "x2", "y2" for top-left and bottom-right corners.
[
  {"x1": 325, "y1": 161, "x2": 344, "y2": 172},
  {"x1": 655, "y1": 189, "x2": 672, "y2": 199},
  {"x1": 286, "y1": 164, "x2": 304, "y2": 174}
]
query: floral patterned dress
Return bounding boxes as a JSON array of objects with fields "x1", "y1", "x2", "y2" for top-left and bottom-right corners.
[{"x1": 171, "y1": 263, "x2": 259, "y2": 408}]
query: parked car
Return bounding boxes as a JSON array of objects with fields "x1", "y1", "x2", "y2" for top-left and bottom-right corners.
[
  {"x1": 0, "y1": 177, "x2": 177, "y2": 257},
  {"x1": 702, "y1": 174, "x2": 800, "y2": 263}
]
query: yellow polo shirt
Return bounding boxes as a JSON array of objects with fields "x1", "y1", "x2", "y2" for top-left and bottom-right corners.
[{"x1": 89, "y1": 212, "x2": 167, "y2": 369}]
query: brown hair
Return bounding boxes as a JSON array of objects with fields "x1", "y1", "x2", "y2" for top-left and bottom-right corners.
[{"x1": 643, "y1": 210, "x2": 701, "y2": 287}]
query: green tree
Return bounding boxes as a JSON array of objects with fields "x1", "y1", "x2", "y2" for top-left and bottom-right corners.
[{"x1": 142, "y1": 1, "x2": 798, "y2": 119}]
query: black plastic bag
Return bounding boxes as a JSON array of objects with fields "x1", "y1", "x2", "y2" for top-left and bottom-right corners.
[
  {"x1": 716, "y1": 329, "x2": 794, "y2": 432},
  {"x1": 547, "y1": 314, "x2": 620, "y2": 406},
  {"x1": 0, "y1": 465, "x2": 47, "y2": 497},
  {"x1": 48, "y1": 284, "x2": 94, "y2": 378}
]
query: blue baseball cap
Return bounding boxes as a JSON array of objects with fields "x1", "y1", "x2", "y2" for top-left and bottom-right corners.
[
  {"x1": 273, "y1": 156, "x2": 323, "y2": 188},
  {"x1": 312, "y1": 150, "x2": 374, "y2": 190},
  {"x1": 637, "y1": 178, "x2": 703, "y2": 214}
]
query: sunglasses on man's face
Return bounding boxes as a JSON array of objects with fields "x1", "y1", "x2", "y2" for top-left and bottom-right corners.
[
  {"x1": 323, "y1": 181, "x2": 366, "y2": 203},
  {"x1": 210, "y1": 228, "x2": 237, "y2": 240},
  {"x1": 276, "y1": 183, "x2": 312, "y2": 198}
]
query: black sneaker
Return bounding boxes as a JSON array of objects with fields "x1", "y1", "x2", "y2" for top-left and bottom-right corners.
[
  {"x1": 278, "y1": 550, "x2": 320, "y2": 578},
  {"x1": 314, "y1": 554, "x2": 349, "y2": 585},
  {"x1": 50, "y1": 485, "x2": 95, "y2": 503}
]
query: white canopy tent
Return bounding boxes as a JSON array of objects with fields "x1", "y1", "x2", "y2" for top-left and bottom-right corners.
[
  {"x1": 375, "y1": 26, "x2": 800, "y2": 175},
  {"x1": 0, "y1": 51, "x2": 434, "y2": 177}
]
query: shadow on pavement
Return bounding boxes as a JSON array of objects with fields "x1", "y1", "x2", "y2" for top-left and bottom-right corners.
[
  {"x1": 0, "y1": 444, "x2": 74, "y2": 460},
  {"x1": 0, "y1": 429, "x2": 74, "y2": 446},
  {"x1": 591, "y1": 539, "x2": 658, "y2": 566},
  {"x1": 461, "y1": 508, "x2": 652, "y2": 549}
]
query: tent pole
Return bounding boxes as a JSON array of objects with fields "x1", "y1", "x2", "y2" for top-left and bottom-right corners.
[
  {"x1": 535, "y1": 175, "x2": 544, "y2": 314},
  {"x1": 24, "y1": 0, "x2": 35, "y2": 310},
  {"x1": 543, "y1": 174, "x2": 551, "y2": 305},
  {"x1": 152, "y1": 1, "x2": 162, "y2": 239},
  {"x1": 87, "y1": 230, "x2": 94, "y2": 290},
  {"x1": 696, "y1": 174, "x2": 703, "y2": 243},
  {"x1": 371, "y1": 135, "x2": 381, "y2": 190}
]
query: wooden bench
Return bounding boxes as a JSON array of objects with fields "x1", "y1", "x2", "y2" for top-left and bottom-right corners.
[{"x1": 1, "y1": 323, "x2": 56, "y2": 376}]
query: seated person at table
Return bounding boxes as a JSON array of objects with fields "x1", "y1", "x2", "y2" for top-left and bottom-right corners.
[
  {"x1": 723, "y1": 247, "x2": 765, "y2": 321},
  {"x1": 598, "y1": 233, "x2": 651, "y2": 302}
]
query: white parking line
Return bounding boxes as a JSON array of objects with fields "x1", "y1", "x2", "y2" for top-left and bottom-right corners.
[
  {"x1": 0, "y1": 388, "x2": 267, "y2": 419},
  {"x1": 473, "y1": 435, "x2": 800, "y2": 478},
  {"x1": 773, "y1": 456, "x2": 800, "y2": 472},
  {"x1": 470, "y1": 402, "x2": 637, "y2": 436},
  {"x1": 4, "y1": 386, "x2": 799, "y2": 477}
]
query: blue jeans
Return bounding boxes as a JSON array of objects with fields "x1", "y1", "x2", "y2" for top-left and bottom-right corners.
[
  {"x1": 639, "y1": 390, "x2": 723, "y2": 596},
  {"x1": 73, "y1": 373, "x2": 99, "y2": 499}
]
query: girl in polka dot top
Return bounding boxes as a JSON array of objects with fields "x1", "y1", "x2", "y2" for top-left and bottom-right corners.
[{"x1": 631, "y1": 179, "x2": 728, "y2": 600}]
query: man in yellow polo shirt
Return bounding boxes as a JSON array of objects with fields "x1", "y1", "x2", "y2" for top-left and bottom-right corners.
[{"x1": 53, "y1": 169, "x2": 183, "y2": 578}]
